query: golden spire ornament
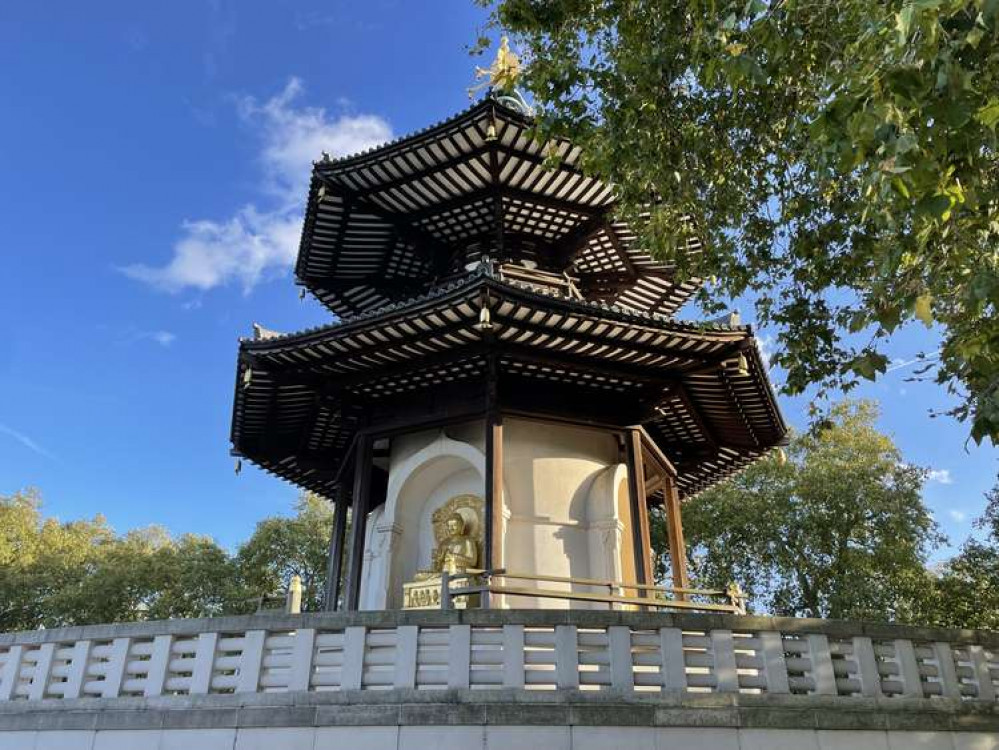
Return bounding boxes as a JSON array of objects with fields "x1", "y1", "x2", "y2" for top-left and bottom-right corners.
[{"x1": 470, "y1": 36, "x2": 522, "y2": 96}]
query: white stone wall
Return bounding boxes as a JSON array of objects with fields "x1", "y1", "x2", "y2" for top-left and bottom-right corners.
[
  {"x1": 359, "y1": 417, "x2": 632, "y2": 609},
  {"x1": 8, "y1": 726, "x2": 996, "y2": 750}
]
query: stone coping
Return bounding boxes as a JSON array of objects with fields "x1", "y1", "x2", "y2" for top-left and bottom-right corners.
[
  {"x1": 2, "y1": 609, "x2": 996, "y2": 648},
  {"x1": 0, "y1": 689, "x2": 996, "y2": 733}
]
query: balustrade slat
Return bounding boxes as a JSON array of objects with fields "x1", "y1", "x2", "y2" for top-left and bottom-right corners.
[
  {"x1": 555, "y1": 625, "x2": 579, "y2": 689},
  {"x1": 710, "y1": 631, "x2": 739, "y2": 693},
  {"x1": 101, "y1": 638, "x2": 130, "y2": 698},
  {"x1": 236, "y1": 630, "x2": 265, "y2": 694},
  {"x1": 894, "y1": 639, "x2": 923, "y2": 698},
  {"x1": 760, "y1": 631, "x2": 789, "y2": 694},
  {"x1": 807, "y1": 634, "x2": 837, "y2": 695},
  {"x1": 503, "y1": 625, "x2": 525, "y2": 688},
  {"x1": 608, "y1": 626, "x2": 633, "y2": 691},
  {"x1": 659, "y1": 627, "x2": 686, "y2": 691},
  {"x1": 27, "y1": 643, "x2": 55, "y2": 701},
  {"x1": 143, "y1": 635, "x2": 173, "y2": 697},
  {"x1": 62, "y1": 640, "x2": 91, "y2": 700},
  {"x1": 0, "y1": 645, "x2": 23, "y2": 702},
  {"x1": 969, "y1": 645, "x2": 996, "y2": 702},
  {"x1": 448, "y1": 625, "x2": 471, "y2": 689},
  {"x1": 189, "y1": 632, "x2": 218, "y2": 695},
  {"x1": 394, "y1": 626, "x2": 418, "y2": 689},
  {"x1": 340, "y1": 626, "x2": 366, "y2": 690},
  {"x1": 288, "y1": 629, "x2": 316, "y2": 692}
]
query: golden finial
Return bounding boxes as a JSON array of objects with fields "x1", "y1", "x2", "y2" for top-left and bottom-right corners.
[{"x1": 469, "y1": 36, "x2": 522, "y2": 98}]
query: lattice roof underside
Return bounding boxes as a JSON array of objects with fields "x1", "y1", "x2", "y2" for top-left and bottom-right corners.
[
  {"x1": 295, "y1": 99, "x2": 701, "y2": 319},
  {"x1": 231, "y1": 272, "x2": 787, "y2": 502}
]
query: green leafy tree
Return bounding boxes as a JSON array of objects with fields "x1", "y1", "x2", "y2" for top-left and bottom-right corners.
[
  {"x1": 666, "y1": 401, "x2": 942, "y2": 620},
  {"x1": 480, "y1": 0, "x2": 999, "y2": 442},
  {"x1": 924, "y1": 476, "x2": 999, "y2": 628},
  {"x1": 235, "y1": 492, "x2": 333, "y2": 612}
]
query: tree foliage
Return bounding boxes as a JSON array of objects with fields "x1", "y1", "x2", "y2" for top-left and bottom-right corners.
[
  {"x1": 668, "y1": 401, "x2": 943, "y2": 620},
  {"x1": 0, "y1": 490, "x2": 332, "y2": 631},
  {"x1": 480, "y1": 0, "x2": 999, "y2": 443},
  {"x1": 923, "y1": 476, "x2": 999, "y2": 628}
]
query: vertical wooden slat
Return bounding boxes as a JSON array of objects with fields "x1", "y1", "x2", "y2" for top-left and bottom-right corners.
[
  {"x1": 894, "y1": 639, "x2": 923, "y2": 698},
  {"x1": 143, "y1": 635, "x2": 172, "y2": 697},
  {"x1": 484, "y1": 415, "x2": 504, "y2": 574},
  {"x1": 662, "y1": 473, "x2": 690, "y2": 593},
  {"x1": 288, "y1": 628, "x2": 316, "y2": 692},
  {"x1": 101, "y1": 638, "x2": 130, "y2": 698},
  {"x1": 189, "y1": 632, "x2": 219, "y2": 695},
  {"x1": 324, "y1": 483, "x2": 350, "y2": 612},
  {"x1": 0, "y1": 645, "x2": 23, "y2": 701},
  {"x1": 625, "y1": 430, "x2": 653, "y2": 587},
  {"x1": 807, "y1": 634, "x2": 837, "y2": 695},
  {"x1": 27, "y1": 643, "x2": 55, "y2": 701},
  {"x1": 448, "y1": 625, "x2": 471, "y2": 689},
  {"x1": 555, "y1": 625, "x2": 579, "y2": 689},
  {"x1": 341, "y1": 626, "x2": 366, "y2": 690},
  {"x1": 236, "y1": 630, "x2": 266, "y2": 694},
  {"x1": 394, "y1": 626, "x2": 418, "y2": 689},
  {"x1": 711, "y1": 631, "x2": 739, "y2": 693},
  {"x1": 345, "y1": 434, "x2": 374, "y2": 611},
  {"x1": 660, "y1": 628, "x2": 687, "y2": 691},
  {"x1": 760, "y1": 632, "x2": 790, "y2": 694},
  {"x1": 503, "y1": 625, "x2": 525, "y2": 688},
  {"x1": 63, "y1": 640, "x2": 92, "y2": 700},
  {"x1": 608, "y1": 626, "x2": 634, "y2": 691}
]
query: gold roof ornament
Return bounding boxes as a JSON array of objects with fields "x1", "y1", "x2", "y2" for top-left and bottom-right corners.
[{"x1": 469, "y1": 37, "x2": 534, "y2": 116}]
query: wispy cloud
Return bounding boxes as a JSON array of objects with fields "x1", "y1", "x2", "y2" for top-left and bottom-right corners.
[
  {"x1": 120, "y1": 79, "x2": 392, "y2": 294},
  {"x1": 0, "y1": 424, "x2": 55, "y2": 460},
  {"x1": 948, "y1": 509, "x2": 967, "y2": 523},
  {"x1": 888, "y1": 352, "x2": 940, "y2": 373},
  {"x1": 927, "y1": 469, "x2": 954, "y2": 485}
]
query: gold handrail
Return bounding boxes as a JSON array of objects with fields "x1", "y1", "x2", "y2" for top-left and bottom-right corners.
[{"x1": 443, "y1": 568, "x2": 747, "y2": 614}]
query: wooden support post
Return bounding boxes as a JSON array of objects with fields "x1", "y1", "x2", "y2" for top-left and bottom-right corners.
[
  {"x1": 323, "y1": 483, "x2": 349, "y2": 611},
  {"x1": 663, "y1": 473, "x2": 690, "y2": 594},
  {"x1": 344, "y1": 435, "x2": 373, "y2": 611},
  {"x1": 625, "y1": 429, "x2": 654, "y2": 588},
  {"x1": 484, "y1": 415, "x2": 503, "y2": 575}
]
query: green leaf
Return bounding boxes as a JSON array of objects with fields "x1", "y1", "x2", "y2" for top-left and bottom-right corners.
[
  {"x1": 976, "y1": 100, "x2": 999, "y2": 130},
  {"x1": 914, "y1": 293, "x2": 933, "y2": 326}
]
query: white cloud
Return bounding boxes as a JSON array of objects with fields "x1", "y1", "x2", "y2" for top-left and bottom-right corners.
[
  {"x1": 948, "y1": 510, "x2": 967, "y2": 523},
  {"x1": 121, "y1": 79, "x2": 392, "y2": 294},
  {"x1": 927, "y1": 469, "x2": 954, "y2": 485},
  {"x1": 0, "y1": 424, "x2": 55, "y2": 460}
]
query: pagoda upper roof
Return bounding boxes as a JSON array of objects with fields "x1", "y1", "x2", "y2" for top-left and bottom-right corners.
[
  {"x1": 231, "y1": 267, "x2": 787, "y2": 502},
  {"x1": 295, "y1": 98, "x2": 701, "y2": 320}
]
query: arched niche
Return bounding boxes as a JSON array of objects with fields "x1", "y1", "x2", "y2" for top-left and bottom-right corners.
[{"x1": 361, "y1": 431, "x2": 488, "y2": 609}]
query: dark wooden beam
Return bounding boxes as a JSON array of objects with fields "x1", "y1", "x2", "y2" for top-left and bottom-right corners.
[
  {"x1": 323, "y1": 482, "x2": 350, "y2": 611},
  {"x1": 663, "y1": 472, "x2": 690, "y2": 595},
  {"x1": 625, "y1": 429, "x2": 654, "y2": 588},
  {"x1": 344, "y1": 434, "x2": 373, "y2": 610},
  {"x1": 549, "y1": 210, "x2": 614, "y2": 269}
]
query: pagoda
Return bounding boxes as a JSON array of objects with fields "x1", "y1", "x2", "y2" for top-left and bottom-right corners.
[{"x1": 229, "y1": 94, "x2": 788, "y2": 612}]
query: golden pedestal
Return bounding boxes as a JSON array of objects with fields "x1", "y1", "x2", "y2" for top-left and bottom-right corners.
[{"x1": 402, "y1": 575, "x2": 480, "y2": 610}]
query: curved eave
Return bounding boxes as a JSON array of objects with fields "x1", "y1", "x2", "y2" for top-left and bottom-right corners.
[{"x1": 230, "y1": 274, "x2": 786, "y2": 502}]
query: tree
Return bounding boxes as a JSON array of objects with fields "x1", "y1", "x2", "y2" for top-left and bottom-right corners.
[
  {"x1": 235, "y1": 493, "x2": 333, "y2": 612},
  {"x1": 478, "y1": 1, "x2": 999, "y2": 443},
  {"x1": 666, "y1": 401, "x2": 942, "y2": 620},
  {"x1": 924, "y1": 476, "x2": 999, "y2": 628}
]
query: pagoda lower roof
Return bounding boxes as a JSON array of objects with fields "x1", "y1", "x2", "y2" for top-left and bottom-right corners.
[
  {"x1": 295, "y1": 99, "x2": 701, "y2": 320},
  {"x1": 230, "y1": 268, "x2": 787, "y2": 500}
]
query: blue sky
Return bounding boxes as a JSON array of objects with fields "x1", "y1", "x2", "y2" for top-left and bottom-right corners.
[{"x1": 0, "y1": 1, "x2": 995, "y2": 557}]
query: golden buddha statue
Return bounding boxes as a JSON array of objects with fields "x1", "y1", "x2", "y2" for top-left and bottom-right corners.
[
  {"x1": 432, "y1": 512, "x2": 479, "y2": 575},
  {"x1": 404, "y1": 496, "x2": 483, "y2": 608}
]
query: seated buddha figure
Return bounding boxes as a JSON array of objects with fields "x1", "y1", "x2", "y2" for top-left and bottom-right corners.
[{"x1": 422, "y1": 512, "x2": 478, "y2": 577}]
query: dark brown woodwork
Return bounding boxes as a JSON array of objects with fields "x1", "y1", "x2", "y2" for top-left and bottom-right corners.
[
  {"x1": 344, "y1": 434, "x2": 373, "y2": 610},
  {"x1": 625, "y1": 429, "x2": 654, "y2": 588},
  {"x1": 324, "y1": 483, "x2": 350, "y2": 611},
  {"x1": 663, "y1": 472, "x2": 690, "y2": 595}
]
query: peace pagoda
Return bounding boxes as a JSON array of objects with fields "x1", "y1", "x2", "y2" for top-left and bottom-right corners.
[{"x1": 227, "y1": 84, "x2": 788, "y2": 614}]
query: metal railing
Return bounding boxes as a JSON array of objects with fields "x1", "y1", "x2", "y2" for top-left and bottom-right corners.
[{"x1": 441, "y1": 568, "x2": 747, "y2": 614}]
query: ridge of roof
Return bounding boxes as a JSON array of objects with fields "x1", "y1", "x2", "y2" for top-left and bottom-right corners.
[{"x1": 312, "y1": 96, "x2": 533, "y2": 174}]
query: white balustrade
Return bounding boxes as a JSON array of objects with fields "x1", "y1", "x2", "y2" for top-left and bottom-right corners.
[{"x1": 0, "y1": 614, "x2": 995, "y2": 705}]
